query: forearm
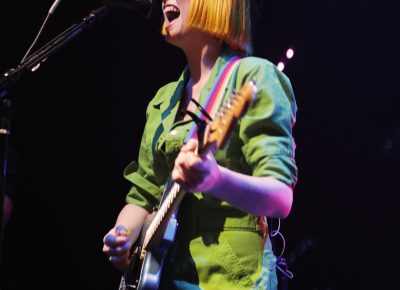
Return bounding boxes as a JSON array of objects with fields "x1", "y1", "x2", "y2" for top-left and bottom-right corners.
[
  {"x1": 210, "y1": 166, "x2": 293, "y2": 218},
  {"x1": 114, "y1": 203, "x2": 149, "y2": 244}
]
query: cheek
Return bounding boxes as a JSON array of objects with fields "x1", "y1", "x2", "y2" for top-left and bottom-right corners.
[{"x1": 179, "y1": 0, "x2": 191, "y2": 21}]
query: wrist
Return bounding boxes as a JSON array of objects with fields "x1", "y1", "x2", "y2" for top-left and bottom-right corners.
[{"x1": 209, "y1": 165, "x2": 228, "y2": 195}]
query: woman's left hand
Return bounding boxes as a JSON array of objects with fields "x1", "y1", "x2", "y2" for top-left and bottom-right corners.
[{"x1": 172, "y1": 138, "x2": 222, "y2": 193}]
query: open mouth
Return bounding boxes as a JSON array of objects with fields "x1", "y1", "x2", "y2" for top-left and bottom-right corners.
[{"x1": 164, "y1": 5, "x2": 180, "y2": 23}]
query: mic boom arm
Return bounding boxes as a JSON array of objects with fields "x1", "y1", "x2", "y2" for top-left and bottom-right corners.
[{"x1": 0, "y1": 6, "x2": 108, "y2": 99}]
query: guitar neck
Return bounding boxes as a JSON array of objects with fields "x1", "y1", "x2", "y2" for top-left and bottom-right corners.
[{"x1": 142, "y1": 180, "x2": 185, "y2": 250}]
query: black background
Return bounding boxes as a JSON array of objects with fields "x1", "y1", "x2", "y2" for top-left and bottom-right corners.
[{"x1": 1, "y1": 0, "x2": 399, "y2": 289}]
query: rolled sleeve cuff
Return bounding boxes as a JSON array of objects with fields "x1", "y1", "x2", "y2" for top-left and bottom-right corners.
[
  {"x1": 242, "y1": 136, "x2": 298, "y2": 187},
  {"x1": 124, "y1": 161, "x2": 162, "y2": 212}
]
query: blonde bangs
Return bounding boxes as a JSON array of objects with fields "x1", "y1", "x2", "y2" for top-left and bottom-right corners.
[{"x1": 187, "y1": 0, "x2": 252, "y2": 54}]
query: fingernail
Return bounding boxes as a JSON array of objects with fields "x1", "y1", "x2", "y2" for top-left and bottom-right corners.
[
  {"x1": 104, "y1": 234, "x2": 116, "y2": 244},
  {"x1": 116, "y1": 225, "x2": 127, "y2": 235}
]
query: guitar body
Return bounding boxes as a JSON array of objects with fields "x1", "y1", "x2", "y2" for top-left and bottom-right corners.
[
  {"x1": 119, "y1": 194, "x2": 180, "y2": 290},
  {"x1": 140, "y1": 216, "x2": 178, "y2": 290},
  {"x1": 118, "y1": 245, "x2": 143, "y2": 290}
]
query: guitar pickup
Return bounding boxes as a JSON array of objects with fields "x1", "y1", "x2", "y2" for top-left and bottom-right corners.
[{"x1": 163, "y1": 217, "x2": 178, "y2": 243}]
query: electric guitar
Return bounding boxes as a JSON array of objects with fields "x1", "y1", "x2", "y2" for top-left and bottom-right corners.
[{"x1": 118, "y1": 80, "x2": 257, "y2": 290}]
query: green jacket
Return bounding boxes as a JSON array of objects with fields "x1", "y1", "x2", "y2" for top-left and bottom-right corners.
[{"x1": 124, "y1": 48, "x2": 298, "y2": 289}]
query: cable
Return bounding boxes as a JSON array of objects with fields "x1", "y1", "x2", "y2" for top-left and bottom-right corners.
[
  {"x1": 269, "y1": 218, "x2": 281, "y2": 237},
  {"x1": 269, "y1": 218, "x2": 294, "y2": 279},
  {"x1": 20, "y1": 0, "x2": 62, "y2": 64},
  {"x1": 276, "y1": 257, "x2": 294, "y2": 279}
]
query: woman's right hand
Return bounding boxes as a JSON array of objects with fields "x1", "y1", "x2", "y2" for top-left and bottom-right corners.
[{"x1": 102, "y1": 225, "x2": 132, "y2": 271}]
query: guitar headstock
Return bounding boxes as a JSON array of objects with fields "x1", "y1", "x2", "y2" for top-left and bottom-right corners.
[{"x1": 202, "y1": 80, "x2": 257, "y2": 151}]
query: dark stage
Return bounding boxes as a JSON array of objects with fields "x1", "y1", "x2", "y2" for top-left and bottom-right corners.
[{"x1": 1, "y1": 0, "x2": 399, "y2": 289}]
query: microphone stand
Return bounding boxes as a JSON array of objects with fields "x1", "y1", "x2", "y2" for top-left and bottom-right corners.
[{"x1": 0, "y1": 5, "x2": 108, "y2": 280}]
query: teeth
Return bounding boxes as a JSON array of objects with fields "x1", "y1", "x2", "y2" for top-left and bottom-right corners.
[{"x1": 164, "y1": 6, "x2": 179, "y2": 13}]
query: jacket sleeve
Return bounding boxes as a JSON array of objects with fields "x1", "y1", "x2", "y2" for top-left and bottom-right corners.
[{"x1": 237, "y1": 57, "x2": 298, "y2": 187}]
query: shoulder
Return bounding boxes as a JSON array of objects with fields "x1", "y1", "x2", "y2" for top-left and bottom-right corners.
[
  {"x1": 236, "y1": 56, "x2": 297, "y2": 118},
  {"x1": 239, "y1": 55, "x2": 274, "y2": 68},
  {"x1": 238, "y1": 56, "x2": 275, "y2": 74},
  {"x1": 237, "y1": 56, "x2": 291, "y2": 85},
  {"x1": 237, "y1": 56, "x2": 294, "y2": 94}
]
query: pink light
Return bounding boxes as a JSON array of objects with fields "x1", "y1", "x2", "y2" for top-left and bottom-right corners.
[
  {"x1": 286, "y1": 48, "x2": 295, "y2": 59},
  {"x1": 277, "y1": 62, "x2": 285, "y2": 71}
]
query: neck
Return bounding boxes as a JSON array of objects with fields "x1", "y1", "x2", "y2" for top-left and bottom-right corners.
[{"x1": 182, "y1": 34, "x2": 223, "y2": 86}]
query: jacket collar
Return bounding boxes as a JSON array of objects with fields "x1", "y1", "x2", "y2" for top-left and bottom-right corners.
[{"x1": 154, "y1": 47, "x2": 238, "y2": 130}]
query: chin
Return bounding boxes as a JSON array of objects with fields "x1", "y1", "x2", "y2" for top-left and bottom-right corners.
[{"x1": 164, "y1": 30, "x2": 187, "y2": 48}]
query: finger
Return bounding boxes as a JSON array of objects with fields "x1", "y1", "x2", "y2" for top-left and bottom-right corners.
[
  {"x1": 173, "y1": 164, "x2": 197, "y2": 189},
  {"x1": 172, "y1": 164, "x2": 186, "y2": 184},
  {"x1": 176, "y1": 164, "x2": 204, "y2": 190},
  {"x1": 179, "y1": 155, "x2": 209, "y2": 179},
  {"x1": 104, "y1": 234, "x2": 116, "y2": 245},
  {"x1": 176, "y1": 151, "x2": 203, "y2": 171},
  {"x1": 104, "y1": 234, "x2": 129, "y2": 247},
  {"x1": 175, "y1": 152, "x2": 189, "y2": 168},
  {"x1": 185, "y1": 153, "x2": 204, "y2": 171},
  {"x1": 105, "y1": 242, "x2": 131, "y2": 256},
  {"x1": 174, "y1": 153, "x2": 205, "y2": 187},
  {"x1": 181, "y1": 139, "x2": 198, "y2": 152},
  {"x1": 181, "y1": 171, "x2": 203, "y2": 190}
]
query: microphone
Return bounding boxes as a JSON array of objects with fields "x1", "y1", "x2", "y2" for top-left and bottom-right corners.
[
  {"x1": 103, "y1": 0, "x2": 160, "y2": 18},
  {"x1": 49, "y1": 0, "x2": 62, "y2": 15}
]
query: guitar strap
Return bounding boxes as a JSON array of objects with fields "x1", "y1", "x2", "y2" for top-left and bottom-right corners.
[
  {"x1": 156, "y1": 56, "x2": 242, "y2": 237},
  {"x1": 185, "y1": 55, "x2": 241, "y2": 141}
]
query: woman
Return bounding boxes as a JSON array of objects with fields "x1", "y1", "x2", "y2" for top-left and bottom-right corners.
[{"x1": 103, "y1": 0, "x2": 298, "y2": 289}]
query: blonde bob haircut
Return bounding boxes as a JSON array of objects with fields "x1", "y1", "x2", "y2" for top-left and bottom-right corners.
[{"x1": 187, "y1": 0, "x2": 252, "y2": 55}]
